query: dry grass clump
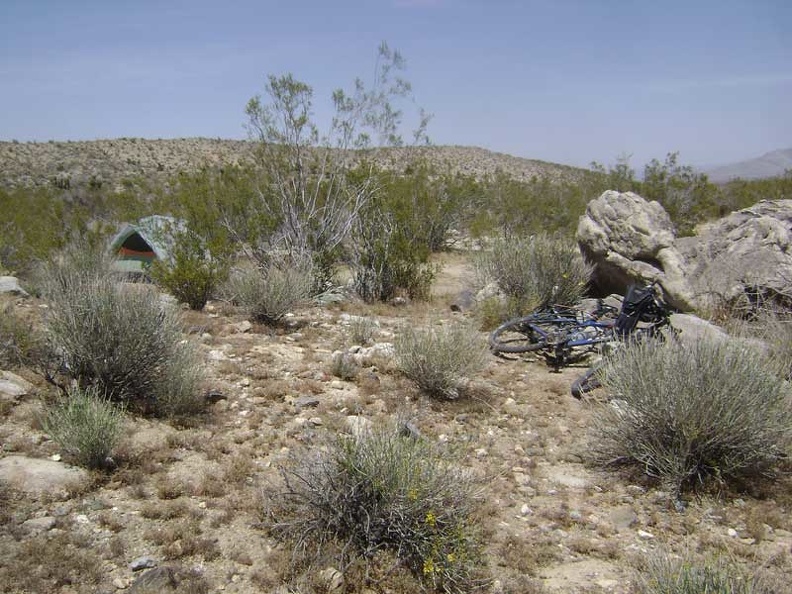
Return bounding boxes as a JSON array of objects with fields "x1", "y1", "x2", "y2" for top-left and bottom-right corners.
[
  {"x1": 632, "y1": 550, "x2": 779, "y2": 594},
  {"x1": 0, "y1": 531, "x2": 103, "y2": 593},
  {"x1": 0, "y1": 299, "x2": 47, "y2": 369},
  {"x1": 37, "y1": 246, "x2": 204, "y2": 418},
  {"x1": 474, "y1": 233, "x2": 592, "y2": 315},
  {"x1": 345, "y1": 315, "x2": 379, "y2": 346},
  {"x1": 268, "y1": 423, "x2": 485, "y2": 593},
  {"x1": 40, "y1": 385, "x2": 125, "y2": 469},
  {"x1": 593, "y1": 338, "x2": 792, "y2": 496},
  {"x1": 223, "y1": 258, "x2": 314, "y2": 324},
  {"x1": 395, "y1": 321, "x2": 488, "y2": 399}
]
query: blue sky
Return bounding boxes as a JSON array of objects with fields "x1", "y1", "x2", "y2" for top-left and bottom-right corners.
[{"x1": 1, "y1": 0, "x2": 789, "y2": 169}]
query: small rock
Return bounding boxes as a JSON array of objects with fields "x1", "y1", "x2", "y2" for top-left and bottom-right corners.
[
  {"x1": 0, "y1": 276, "x2": 29, "y2": 297},
  {"x1": 129, "y1": 556, "x2": 157, "y2": 571},
  {"x1": 637, "y1": 529, "x2": 654, "y2": 540},
  {"x1": 295, "y1": 396, "x2": 320, "y2": 408},
  {"x1": 231, "y1": 320, "x2": 252, "y2": 333},
  {"x1": 22, "y1": 516, "x2": 57, "y2": 534},
  {"x1": 520, "y1": 504, "x2": 532, "y2": 516},
  {"x1": 727, "y1": 528, "x2": 738, "y2": 538},
  {"x1": 398, "y1": 421, "x2": 421, "y2": 440},
  {"x1": 346, "y1": 415, "x2": 371, "y2": 439},
  {"x1": 113, "y1": 577, "x2": 129, "y2": 589},
  {"x1": 309, "y1": 417, "x2": 323, "y2": 426},
  {"x1": 128, "y1": 566, "x2": 178, "y2": 593},
  {"x1": 318, "y1": 567, "x2": 343, "y2": 592},
  {"x1": 207, "y1": 349, "x2": 227, "y2": 361}
]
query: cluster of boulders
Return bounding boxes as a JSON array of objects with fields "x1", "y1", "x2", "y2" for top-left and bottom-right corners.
[{"x1": 577, "y1": 191, "x2": 792, "y2": 313}]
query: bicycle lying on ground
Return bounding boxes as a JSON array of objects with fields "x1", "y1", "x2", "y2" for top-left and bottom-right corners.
[{"x1": 488, "y1": 282, "x2": 675, "y2": 397}]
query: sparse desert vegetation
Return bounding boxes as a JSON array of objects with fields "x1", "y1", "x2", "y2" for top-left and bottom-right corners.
[{"x1": 2, "y1": 50, "x2": 792, "y2": 594}]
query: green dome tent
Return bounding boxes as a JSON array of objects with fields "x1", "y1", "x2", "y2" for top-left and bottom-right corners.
[{"x1": 108, "y1": 215, "x2": 185, "y2": 276}]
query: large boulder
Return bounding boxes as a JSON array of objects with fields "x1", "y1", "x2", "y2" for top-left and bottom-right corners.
[
  {"x1": 576, "y1": 191, "x2": 695, "y2": 311},
  {"x1": 676, "y1": 200, "x2": 792, "y2": 311},
  {"x1": 577, "y1": 192, "x2": 792, "y2": 313}
]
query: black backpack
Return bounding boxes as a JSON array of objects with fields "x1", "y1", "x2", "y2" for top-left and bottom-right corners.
[{"x1": 614, "y1": 285, "x2": 663, "y2": 337}]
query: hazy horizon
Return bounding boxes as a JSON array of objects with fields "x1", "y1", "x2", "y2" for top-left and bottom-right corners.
[{"x1": 1, "y1": 0, "x2": 789, "y2": 171}]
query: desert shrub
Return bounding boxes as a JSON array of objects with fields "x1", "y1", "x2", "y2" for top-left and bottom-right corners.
[
  {"x1": 149, "y1": 230, "x2": 228, "y2": 310},
  {"x1": 349, "y1": 196, "x2": 438, "y2": 302},
  {"x1": 0, "y1": 300, "x2": 49, "y2": 369},
  {"x1": 633, "y1": 550, "x2": 777, "y2": 594},
  {"x1": 223, "y1": 257, "x2": 314, "y2": 324},
  {"x1": 269, "y1": 423, "x2": 484, "y2": 593},
  {"x1": 395, "y1": 321, "x2": 488, "y2": 399},
  {"x1": 728, "y1": 309, "x2": 792, "y2": 380},
  {"x1": 345, "y1": 315, "x2": 379, "y2": 346},
  {"x1": 474, "y1": 233, "x2": 592, "y2": 315},
  {"x1": 39, "y1": 249, "x2": 204, "y2": 417},
  {"x1": 593, "y1": 338, "x2": 792, "y2": 495},
  {"x1": 41, "y1": 385, "x2": 125, "y2": 469}
]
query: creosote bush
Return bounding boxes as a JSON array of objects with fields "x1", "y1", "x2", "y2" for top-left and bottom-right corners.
[
  {"x1": 41, "y1": 385, "x2": 124, "y2": 469},
  {"x1": 474, "y1": 233, "x2": 592, "y2": 316},
  {"x1": 395, "y1": 321, "x2": 488, "y2": 399},
  {"x1": 149, "y1": 232, "x2": 228, "y2": 311},
  {"x1": 39, "y1": 247, "x2": 204, "y2": 418},
  {"x1": 269, "y1": 423, "x2": 484, "y2": 593},
  {"x1": 224, "y1": 258, "x2": 314, "y2": 324},
  {"x1": 593, "y1": 338, "x2": 792, "y2": 495}
]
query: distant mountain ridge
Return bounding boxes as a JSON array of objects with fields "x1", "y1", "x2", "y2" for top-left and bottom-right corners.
[
  {"x1": 0, "y1": 138, "x2": 587, "y2": 190},
  {"x1": 704, "y1": 148, "x2": 792, "y2": 183}
]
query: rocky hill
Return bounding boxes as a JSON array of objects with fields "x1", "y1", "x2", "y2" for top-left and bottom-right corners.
[
  {"x1": 0, "y1": 138, "x2": 586, "y2": 190},
  {"x1": 705, "y1": 148, "x2": 792, "y2": 183}
]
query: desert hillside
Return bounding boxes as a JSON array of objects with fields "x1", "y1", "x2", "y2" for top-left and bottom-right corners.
[{"x1": 0, "y1": 138, "x2": 586, "y2": 189}]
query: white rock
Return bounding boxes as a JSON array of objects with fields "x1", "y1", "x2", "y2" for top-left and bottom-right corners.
[{"x1": 637, "y1": 529, "x2": 654, "y2": 540}]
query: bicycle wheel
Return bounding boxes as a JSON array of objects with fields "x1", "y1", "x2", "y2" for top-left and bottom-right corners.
[
  {"x1": 489, "y1": 317, "x2": 577, "y2": 354},
  {"x1": 570, "y1": 367, "x2": 601, "y2": 399}
]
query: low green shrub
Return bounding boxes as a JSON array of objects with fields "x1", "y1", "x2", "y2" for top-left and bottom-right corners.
[
  {"x1": 41, "y1": 386, "x2": 124, "y2": 469},
  {"x1": 224, "y1": 258, "x2": 313, "y2": 324},
  {"x1": 149, "y1": 231, "x2": 228, "y2": 310},
  {"x1": 474, "y1": 233, "x2": 592, "y2": 315},
  {"x1": 269, "y1": 423, "x2": 484, "y2": 594},
  {"x1": 39, "y1": 248, "x2": 204, "y2": 417},
  {"x1": 593, "y1": 338, "x2": 792, "y2": 495},
  {"x1": 395, "y1": 321, "x2": 488, "y2": 399},
  {"x1": 633, "y1": 550, "x2": 777, "y2": 594}
]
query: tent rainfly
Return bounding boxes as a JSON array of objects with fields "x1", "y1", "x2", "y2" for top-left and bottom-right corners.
[{"x1": 108, "y1": 215, "x2": 184, "y2": 275}]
